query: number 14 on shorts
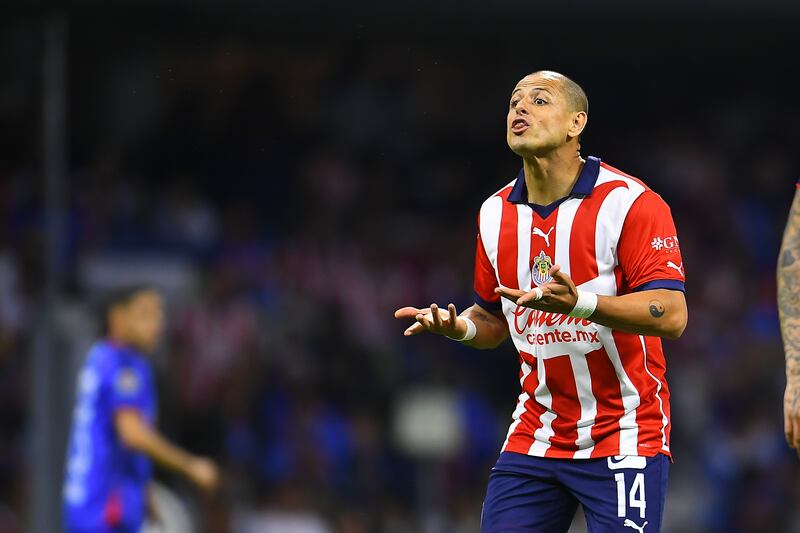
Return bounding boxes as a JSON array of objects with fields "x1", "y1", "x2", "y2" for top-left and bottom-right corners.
[{"x1": 615, "y1": 471, "x2": 646, "y2": 519}]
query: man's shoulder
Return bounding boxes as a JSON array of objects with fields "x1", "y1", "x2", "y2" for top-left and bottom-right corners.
[
  {"x1": 591, "y1": 162, "x2": 672, "y2": 217},
  {"x1": 85, "y1": 340, "x2": 117, "y2": 369},
  {"x1": 88, "y1": 341, "x2": 149, "y2": 377},
  {"x1": 597, "y1": 166, "x2": 675, "y2": 233},
  {"x1": 596, "y1": 161, "x2": 651, "y2": 194}
]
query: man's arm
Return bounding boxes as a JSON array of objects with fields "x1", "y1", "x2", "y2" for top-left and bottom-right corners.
[
  {"x1": 778, "y1": 188, "x2": 800, "y2": 452},
  {"x1": 115, "y1": 409, "x2": 219, "y2": 490},
  {"x1": 461, "y1": 304, "x2": 510, "y2": 349},
  {"x1": 592, "y1": 288, "x2": 687, "y2": 340},
  {"x1": 394, "y1": 302, "x2": 509, "y2": 349},
  {"x1": 496, "y1": 265, "x2": 687, "y2": 340}
]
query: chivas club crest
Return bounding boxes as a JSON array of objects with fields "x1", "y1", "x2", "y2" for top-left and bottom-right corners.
[{"x1": 532, "y1": 251, "x2": 553, "y2": 286}]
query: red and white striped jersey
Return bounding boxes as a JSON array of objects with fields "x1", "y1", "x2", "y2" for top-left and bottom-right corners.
[{"x1": 474, "y1": 156, "x2": 685, "y2": 459}]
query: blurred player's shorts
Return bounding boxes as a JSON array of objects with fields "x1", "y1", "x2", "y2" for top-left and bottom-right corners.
[{"x1": 143, "y1": 483, "x2": 192, "y2": 533}]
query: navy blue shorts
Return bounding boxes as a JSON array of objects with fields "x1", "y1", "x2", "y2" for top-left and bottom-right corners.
[{"x1": 482, "y1": 451, "x2": 669, "y2": 533}]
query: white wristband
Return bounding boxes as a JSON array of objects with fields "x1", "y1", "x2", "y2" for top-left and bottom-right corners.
[
  {"x1": 448, "y1": 316, "x2": 477, "y2": 342},
  {"x1": 568, "y1": 290, "x2": 598, "y2": 319}
]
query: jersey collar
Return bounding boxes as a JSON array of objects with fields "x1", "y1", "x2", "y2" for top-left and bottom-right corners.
[{"x1": 507, "y1": 156, "x2": 601, "y2": 217}]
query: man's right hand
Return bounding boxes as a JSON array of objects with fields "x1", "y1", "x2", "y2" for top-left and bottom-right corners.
[
  {"x1": 394, "y1": 303, "x2": 466, "y2": 339},
  {"x1": 187, "y1": 457, "x2": 220, "y2": 492}
]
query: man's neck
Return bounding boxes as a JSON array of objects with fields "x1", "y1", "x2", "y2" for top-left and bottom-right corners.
[
  {"x1": 106, "y1": 334, "x2": 140, "y2": 354},
  {"x1": 522, "y1": 149, "x2": 585, "y2": 205}
]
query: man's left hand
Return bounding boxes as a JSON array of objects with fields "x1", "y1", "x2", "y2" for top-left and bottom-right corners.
[{"x1": 495, "y1": 264, "x2": 579, "y2": 314}]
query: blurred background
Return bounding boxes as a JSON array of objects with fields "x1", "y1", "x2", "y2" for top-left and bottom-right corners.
[{"x1": 2, "y1": 2, "x2": 800, "y2": 532}]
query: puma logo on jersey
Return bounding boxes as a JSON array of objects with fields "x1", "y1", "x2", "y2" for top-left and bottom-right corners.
[
  {"x1": 624, "y1": 519, "x2": 648, "y2": 532},
  {"x1": 666, "y1": 261, "x2": 684, "y2": 276},
  {"x1": 532, "y1": 227, "x2": 555, "y2": 247}
]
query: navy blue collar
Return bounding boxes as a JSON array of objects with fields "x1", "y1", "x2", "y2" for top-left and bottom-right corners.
[{"x1": 507, "y1": 156, "x2": 601, "y2": 218}]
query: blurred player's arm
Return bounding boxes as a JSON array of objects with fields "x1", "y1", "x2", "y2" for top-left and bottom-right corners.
[
  {"x1": 115, "y1": 408, "x2": 219, "y2": 490},
  {"x1": 778, "y1": 187, "x2": 800, "y2": 452},
  {"x1": 394, "y1": 303, "x2": 509, "y2": 349}
]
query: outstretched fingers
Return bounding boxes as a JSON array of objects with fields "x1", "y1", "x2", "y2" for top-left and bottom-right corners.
[
  {"x1": 396, "y1": 306, "x2": 432, "y2": 335},
  {"x1": 404, "y1": 322, "x2": 426, "y2": 336},
  {"x1": 495, "y1": 285, "x2": 526, "y2": 303},
  {"x1": 395, "y1": 307, "x2": 423, "y2": 319},
  {"x1": 549, "y1": 264, "x2": 573, "y2": 287},
  {"x1": 430, "y1": 304, "x2": 442, "y2": 328},
  {"x1": 415, "y1": 311, "x2": 433, "y2": 329},
  {"x1": 396, "y1": 302, "x2": 461, "y2": 337},
  {"x1": 448, "y1": 303, "x2": 458, "y2": 326}
]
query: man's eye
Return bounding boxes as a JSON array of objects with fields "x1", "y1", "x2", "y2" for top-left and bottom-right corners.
[
  {"x1": 510, "y1": 100, "x2": 519, "y2": 107},
  {"x1": 534, "y1": 98, "x2": 547, "y2": 105}
]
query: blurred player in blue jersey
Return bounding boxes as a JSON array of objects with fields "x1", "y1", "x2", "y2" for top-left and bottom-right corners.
[{"x1": 63, "y1": 286, "x2": 219, "y2": 533}]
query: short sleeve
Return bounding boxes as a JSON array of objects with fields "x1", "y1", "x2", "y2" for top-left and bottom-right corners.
[
  {"x1": 617, "y1": 190, "x2": 685, "y2": 292},
  {"x1": 473, "y1": 217, "x2": 502, "y2": 312},
  {"x1": 109, "y1": 364, "x2": 150, "y2": 413}
]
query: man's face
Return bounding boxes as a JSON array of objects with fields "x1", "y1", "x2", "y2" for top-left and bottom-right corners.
[
  {"x1": 506, "y1": 73, "x2": 581, "y2": 157},
  {"x1": 116, "y1": 290, "x2": 164, "y2": 353}
]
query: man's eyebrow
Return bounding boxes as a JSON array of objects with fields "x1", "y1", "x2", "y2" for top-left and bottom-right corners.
[{"x1": 510, "y1": 86, "x2": 555, "y2": 98}]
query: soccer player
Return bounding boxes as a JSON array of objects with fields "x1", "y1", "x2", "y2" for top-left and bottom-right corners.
[
  {"x1": 395, "y1": 71, "x2": 687, "y2": 532},
  {"x1": 779, "y1": 182, "x2": 800, "y2": 456},
  {"x1": 63, "y1": 286, "x2": 219, "y2": 533}
]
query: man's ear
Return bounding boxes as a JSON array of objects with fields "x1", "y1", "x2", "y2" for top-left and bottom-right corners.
[{"x1": 568, "y1": 111, "x2": 588, "y2": 140}]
